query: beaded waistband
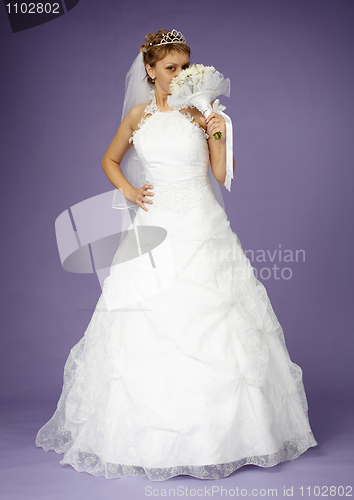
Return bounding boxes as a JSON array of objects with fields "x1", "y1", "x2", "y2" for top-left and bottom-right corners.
[{"x1": 146, "y1": 175, "x2": 211, "y2": 212}]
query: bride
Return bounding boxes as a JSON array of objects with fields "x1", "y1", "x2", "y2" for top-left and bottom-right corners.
[{"x1": 36, "y1": 29, "x2": 318, "y2": 481}]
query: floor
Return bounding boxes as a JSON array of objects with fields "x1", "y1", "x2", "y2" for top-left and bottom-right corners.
[{"x1": 0, "y1": 395, "x2": 352, "y2": 500}]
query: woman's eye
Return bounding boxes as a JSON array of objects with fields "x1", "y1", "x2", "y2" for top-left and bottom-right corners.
[{"x1": 167, "y1": 66, "x2": 175, "y2": 70}]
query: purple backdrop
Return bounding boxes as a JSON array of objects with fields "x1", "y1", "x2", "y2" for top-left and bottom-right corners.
[{"x1": 0, "y1": 0, "x2": 353, "y2": 417}]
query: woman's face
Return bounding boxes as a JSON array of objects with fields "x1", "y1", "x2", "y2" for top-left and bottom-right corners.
[{"x1": 147, "y1": 50, "x2": 190, "y2": 94}]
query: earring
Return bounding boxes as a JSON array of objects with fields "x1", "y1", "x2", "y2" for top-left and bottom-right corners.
[{"x1": 152, "y1": 78, "x2": 155, "y2": 83}]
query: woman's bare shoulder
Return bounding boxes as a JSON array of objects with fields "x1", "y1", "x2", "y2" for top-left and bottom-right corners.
[
  {"x1": 126, "y1": 103, "x2": 148, "y2": 120},
  {"x1": 124, "y1": 103, "x2": 149, "y2": 130}
]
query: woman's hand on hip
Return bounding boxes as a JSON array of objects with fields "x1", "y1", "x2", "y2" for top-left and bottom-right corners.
[{"x1": 126, "y1": 184, "x2": 154, "y2": 212}]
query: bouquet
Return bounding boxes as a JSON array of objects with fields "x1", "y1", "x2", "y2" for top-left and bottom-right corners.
[{"x1": 168, "y1": 64, "x2": 230, "y2": 140}]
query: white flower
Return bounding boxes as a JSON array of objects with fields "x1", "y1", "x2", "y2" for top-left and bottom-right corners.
[
  {"x1": 170, "y1": 64, "x2": 216, "y2": 91},
  {"x1": 168, "y1": 63, "x2": 230, "y2": 135}
]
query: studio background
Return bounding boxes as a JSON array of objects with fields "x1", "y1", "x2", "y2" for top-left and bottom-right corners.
[{"x1": 0, "y1": 0, "x2": 353, "y2": 496}]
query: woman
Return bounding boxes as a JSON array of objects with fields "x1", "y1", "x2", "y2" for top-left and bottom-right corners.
[
  {"x1": 103, "y1": 32, "x2": 228, "y2": 212},
  {"x1": 36, "y1": 29, "x2": 317, "y2": 481}
]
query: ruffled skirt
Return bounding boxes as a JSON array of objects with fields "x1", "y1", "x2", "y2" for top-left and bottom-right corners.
[{"x1": 36, "y1": 177, "x2": 317, "y2": 480}]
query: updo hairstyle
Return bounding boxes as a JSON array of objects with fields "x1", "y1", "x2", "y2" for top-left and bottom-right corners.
[{"x1": 141, "y1": 29, "x2": 191, "y2": 85}]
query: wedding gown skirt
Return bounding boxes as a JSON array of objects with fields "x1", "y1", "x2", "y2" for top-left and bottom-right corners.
[{"x1": 36, "y1": 104, "x2": 317, "y2": 481}]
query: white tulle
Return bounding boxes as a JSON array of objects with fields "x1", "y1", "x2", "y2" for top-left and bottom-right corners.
[
  {"x1": 168, "y1": 66, "x2": 230, "y2": 103},
  {"x1": 36, "y1": 98, "x2": 317, "y2": 481}
]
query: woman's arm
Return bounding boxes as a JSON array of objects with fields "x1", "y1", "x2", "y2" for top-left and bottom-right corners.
[
  {"x1": 101, "y1": 105, "x2": 155, "y2": 212},
  {"x1": 201, "y1": 112, "x2": 235, "y2": 187}
]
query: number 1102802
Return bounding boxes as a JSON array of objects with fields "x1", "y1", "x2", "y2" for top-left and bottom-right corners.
[{"x1": 6, "y1": 3, "x2": 61, "y2": 14}]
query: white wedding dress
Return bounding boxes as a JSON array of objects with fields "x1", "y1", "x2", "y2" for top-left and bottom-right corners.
[{"x1": 36, "y1": 94, "x2": 318, "y2": 481}]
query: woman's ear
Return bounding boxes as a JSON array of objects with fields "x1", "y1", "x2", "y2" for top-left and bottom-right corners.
[{"x1": 146, "y1": 64, "x2": 154, "y2": 80}]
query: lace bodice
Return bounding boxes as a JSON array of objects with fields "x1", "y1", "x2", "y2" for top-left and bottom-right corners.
[
  {"x1": 129, "y1": 92, "x2": 211, "y2": 211},
  {"x1": 130, "y1": 93, "x2": 208, "y2": 178},
  {"x1": 130, "y1": 90, "x2": 209, "y2": 144}
]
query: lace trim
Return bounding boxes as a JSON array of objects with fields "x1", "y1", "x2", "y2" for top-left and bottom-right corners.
[
  {"x1": 148, "y1": 175, "x2": 211, "y2": 212},
  {"x1": 39, "y1": 430, "x2": 318, "y2": 481},
  {"x1": 182, "y1": 110, "x2": 209, "y2": 141},
  {"x1": 130, "y1": 91, "x2": 209, "y2": 144},
  {"x1": 144, "y1": 89, "x2": 160, "y2": 116}
]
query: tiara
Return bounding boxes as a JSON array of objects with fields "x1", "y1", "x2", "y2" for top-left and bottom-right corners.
[{"x1": 143, "y1": 29, "x2": 186, "y2": 52}]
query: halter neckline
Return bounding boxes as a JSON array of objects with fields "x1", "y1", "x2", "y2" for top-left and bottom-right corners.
[{"x1": 145, "y1": 90, "x2": 182, "y2": 115}]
